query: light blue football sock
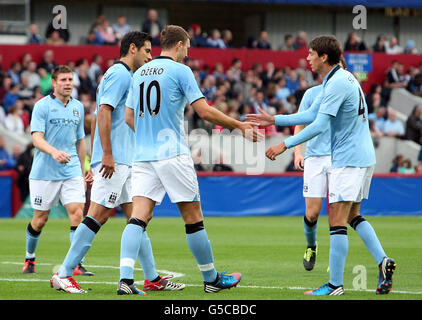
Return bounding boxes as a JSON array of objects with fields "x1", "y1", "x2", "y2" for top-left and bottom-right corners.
[
  {"x1": 58, "y1": 216, "x2": 101, "y2": 277},
  {"x1": 185, "y1": 222, "x2": 217, "y2": 283},
  {"x1": 303, "y1": 216, "x2": 318, "y2": 247},
  {"x1": 138, "y1": 231, "x2": 159, "y2": 281},
  {"x1": 120, "y1": 218, "x2": 145, "y2": 281},
  {"x1": 351, "y1": 217, "x2": 386, "y2": 265},
  {"x1": 329, "y1": 227, "x2": 348, "y2": 287},
  {"x1": 25, "y1": 223, "x2": 41, "y2": 259}
]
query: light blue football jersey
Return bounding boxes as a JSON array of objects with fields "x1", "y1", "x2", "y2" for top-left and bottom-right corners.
[
  {"x1": 126, "y1": 56, "x2": 204, "y2": 161},
  {"x1": 318, "y1": 66, "x2": 376, "y2": 168},
  {"x1": 29, "y1": 94, "x2": 85, "y2": 180},
  {"x1": 90, "y1": 61, "x2": 134, "y2": 167},
  {"x1": 298, "y1": 85, "x2": 331, "y2": 159}
]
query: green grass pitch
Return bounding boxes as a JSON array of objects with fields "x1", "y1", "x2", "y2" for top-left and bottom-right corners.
[{"x1": 1, "y1": 216, "x2": 421, "y2": 300}]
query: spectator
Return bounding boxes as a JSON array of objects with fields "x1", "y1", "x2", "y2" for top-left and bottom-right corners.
[
  {"x1": 405, "y1": 104, "x2": 422, "y2": 144},
  {"x1": 141, "y1": 9, "x2": 163, "y2": 46},
  {"x1": 279, "y1": 34, "x2": 294, "y2": 51},
  {"x1": 368, "y1": 106, "x2": 387, "y2": 132},
  {"x1": 384, "y1": 60, "x2": 407, "y2": 89},
  {"x1": 344, "y1": 32, "x2": 367, "y2": 51},
  {"x1": 407, "y1": 71, "x2": 422, "y2": 97},
  {"x1": 404, "y1": 40, "x2": 418, "y2": 54},
  {"x1": 372, "y1": 34, "x2": 386, "y2": 52},
  {"x1": 366, "y1": 83, "x2": 383, "y2": 114},
  {"x1": 293, "y1": 31, "x2": 307, "y2": 50},
  {"x1": 0, "y1": 77, "x2": 13, "y2": 106},
  {"x1": 4, "y1": 84, "x2": 19, "y2": 111},
  {"x1": 190, "y1": 24, "x2": 207, "y2": 48},
  {"x1": 0, "y1": 136, "x2": 16, "y2": 171},
  {"x1": 206, "y1": 29, "x2": 226, "y2": 49},
  {"x1": 112, "y1": 16, "x2": 131, "y2": 42},
  {"x1": 221, "y1": 29, "x2": 233, "y2": 49},
  {"x1": 295, "y1": 58, "x2": 314, "y2": 86},
  {"x1": 88, "y1": 54, "x2": 103, "y2": 87},
  {"x1": 8, "y1": 61, "x2": 21, "y2": 85},
  {"x1": 98, "y1": 20, "x2": 116, "y2": 45},
  {"x1": 45, "y1": 12, "x2": 70, "y2": 43},
  {"x1": 384, "y1": 109, "x2": 404, "y2": 137},
  {"x1": 246, "y1": 35, "x2": 258, "y2": 49},
  {"x1": 369, "y1": 119, "x2": 383, "y2": 148},
  {"x1": 21, "y1": 53, "x2": 33, "y2": 71},
  {"x1": 38, "y1": 67, "x2": 52, "y2": 95},
  {"x1": 398, "y1": 159, "x2": 415, "y2": 174},
  {"x1": 385, "y1": 36, "x2": 403, "y2": 54},
  {"x1": 260, "y1": 61, "x2": 276, "y2": 87},
  {"x1": 285, "y1": 70, "x2": 300, "y2": 95},
  {"x1": 28, "y1": 24, "x2": 43, "y2": 44},
  {"x1": 390, "y1": 154, "x2": 404, "y2": 172},
  {"x1": 15, "y1": 142, "x2": 34, "y2": 201},
  {"x1": 18, "y1": 76, "x2": 33, "y2": 100},
  {"x1": 257, "y1": 31, "x2": 271, "y2": 50},
  {"x1": 274, "y1": 77, "x2": 290, "y2": 104},
  {"x1": 5, "y1": 104, "x2": 24, "y2": 135},
  {"x1": 228, "y1": 58, "x2": 242, "y2": 82},
  {"x1": 46, "y1": 30, "x2": 65, "y2": 45},
  {"x1": 38, "y1": 49, "x2": 57, "y2": 73}
]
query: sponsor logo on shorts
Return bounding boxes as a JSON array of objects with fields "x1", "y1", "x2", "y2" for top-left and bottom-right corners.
[
  {"x1": 34, "y1": 196, "x2": 43, "y2": 206},
  {"x1": 108, "y1": 192, "x2": 118, "y2": 204},
  {"x1": 329, "y1": 192, "x2": 336, "y2": 199}
]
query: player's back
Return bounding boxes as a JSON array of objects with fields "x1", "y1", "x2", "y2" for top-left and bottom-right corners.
[
  {"x1": 128, "y1": 56, "x2": 204, "y2": 162},
  {"x1": 91, "y1": 62, "x2": 134, "y2": 167},
  {"x1": 320, "y1": 67, "x2": 376, "y2": 168},
  {"x1": 298, "y1": 85, "x2": 331, "y2": 158}
]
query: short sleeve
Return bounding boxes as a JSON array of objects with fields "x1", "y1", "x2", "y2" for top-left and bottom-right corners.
[
  {"x1": 179, "y1": 67, "x2": 204, "y2": 104},
  {"x1": 125, "y1": 81, "x2": 135, "y2": 110},
  {"x1": 30, "y1": 101, "x2": 47, "y2": 134},
  {"x1": 318, "y1": 80, "x2": 347, "y2": 117},
  {"x1": 99, "y1": 70, "x2": 130, "y2": 109}
]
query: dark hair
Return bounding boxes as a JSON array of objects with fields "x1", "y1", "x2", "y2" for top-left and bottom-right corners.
[
  {"x1": 160, "y1": 25, "x2": 190, "y2": 50},
  {"x1": 120, "y1": 31, "x2": 152, "y2": 57},
  {"x1": 309, "y1": 35, "x2": 342, "y2": 66},
  {"x1": 51, "y1": 65, "x2": 73, "y2": 80},
  {"x1": 339, "y1": 55, "x2": 347, "y2": 70}
]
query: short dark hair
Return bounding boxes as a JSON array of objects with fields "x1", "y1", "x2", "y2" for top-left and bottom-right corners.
[
  {"x1": 120, "y1": 31, "x2": 152, "y2": 57},
  {"x1": 309, "y1": 35, "x2": 342, "y2": 66},
  {"x1": 52, "y1": 65, "x2": 73, "y2": 80},
  {"x1": 160, "y1": 25, "x2": 190, "y2": 50},
  {"x1": 339, "y1": 55, "x2": 347, "y2": 70}
]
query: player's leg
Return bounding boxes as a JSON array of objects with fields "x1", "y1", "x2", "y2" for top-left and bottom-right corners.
[
  {"x1": 177, "y1": 201, "x2": 241, "y2": 293},
  {"x1": 302, "y1": 156, "x2": 330, "y2": 271},
  {"x1": 23, "y1": 209, "x2": 50, "y2": 273},
  {"x1": 24, "y1": 179, "x2": 60, "y2": 273},
  {"x1": 118, "y1": 195, "x2": 154, "y2": 295}
]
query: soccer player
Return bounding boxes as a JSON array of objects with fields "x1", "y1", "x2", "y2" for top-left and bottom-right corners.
[
  {"x1": 247, "y1": 35, "x2": 396, "y2": 295},
  {"x1": 51, "y1": 31, "x2": 185, "y2": 294},
  {"x1": 118, "y1": 25, "x2": 261, "y2": 295},
  {"x1": 24, "y1": 65, "x2": 92, "y2": 276},
  {"x1": 292, "y1": 56, "x2": 347, "y2": 272}
]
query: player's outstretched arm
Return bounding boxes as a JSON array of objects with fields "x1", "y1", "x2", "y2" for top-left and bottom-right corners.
[
  {"x1": 97, "y1": 104, "x2": 115, "y2": 179},
  {"x1": 191, "y1": 98, "x2": 263, "y2": 142},
  {"x1": 32, "y1": 131, "x2": 70, "y2": 164}
]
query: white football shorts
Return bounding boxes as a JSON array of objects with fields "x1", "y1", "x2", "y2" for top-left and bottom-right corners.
[
  {"x1": 132, "y1": 154, "x2": 200, "y2": 205},
  {"x1": 90, "y1": 163, "x2": 132, "y2": 208},
  {"x1": 30, "y1": 176, "x2": 85, "y2": 211},
  {"x1": 328, "y1": 166, "x2": 374, "y2": 204},
  {"x1": 303, "y1": 155, "x2": 331, "y2": 198}
]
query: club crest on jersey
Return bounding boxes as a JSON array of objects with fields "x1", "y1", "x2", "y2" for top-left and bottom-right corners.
[{"x1": 73, "y1": 109, "x2": 79, "y2": 117}]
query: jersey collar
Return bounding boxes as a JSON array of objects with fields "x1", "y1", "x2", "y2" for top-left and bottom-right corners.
[
  {"x1": 154, "y1": 56, "x2": 174, "y2": 61},
  {"x1": 323, "y1": 64, "x2": 340, "y2": 86},
  {"x1": 114, "y1": 60, "x2": 131, "y2": 72},
  {"x1": 49, "y1": 93, "x2": 72, "y2": 107}
]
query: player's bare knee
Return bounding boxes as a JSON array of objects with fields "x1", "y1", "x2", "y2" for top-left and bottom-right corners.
[{"x1": 32, "y1": 216, "x2": 48, "y2": 230}]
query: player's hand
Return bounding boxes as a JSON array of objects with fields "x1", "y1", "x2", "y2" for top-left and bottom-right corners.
[
  {"x1": 245, "y1": 107, "x2": 275, "y2": 128},
  {"x1": 294, "y1": 152, "x2": 305, "y2": 171},
  {"x1": 266, "y1": 142, "x2": 287, "y2": 161},
  {"x1": 85, "y1": 168, "x2": 94, "y2": 186},
  {"x1": 100, "y1": 154, "x2": 115, "y2": 179},
  {"x1": 51, "y1": 149, "x2": 71, "y2": 164},
  {"x1": 239, "y1": 121, "x2": 264, "y2": 142}
]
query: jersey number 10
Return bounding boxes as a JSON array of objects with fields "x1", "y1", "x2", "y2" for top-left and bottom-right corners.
[{"x1": 139, "y1": 81, "x2": 161, "y2": 117}]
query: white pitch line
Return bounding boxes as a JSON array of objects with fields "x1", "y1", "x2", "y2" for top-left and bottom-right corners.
[{"x1": 2, "y1": 262, "x2": 422, "y2": 295}]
